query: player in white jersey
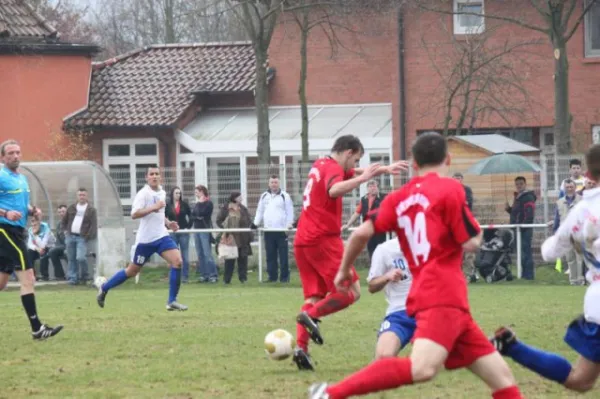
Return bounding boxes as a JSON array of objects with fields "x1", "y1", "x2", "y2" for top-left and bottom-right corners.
[
  {"x1": 367, "y1": 238, "x2": 415, "y2": 359},
  {"x1": 490, "y1": 144, "x2": 600, "y2": 393},
  {"x1": 96, "y1": 167, "x2": 188, "y2": 311}
]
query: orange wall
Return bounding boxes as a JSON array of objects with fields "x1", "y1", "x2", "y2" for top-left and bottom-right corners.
[{"x1": 0, "y1": 54, "x2": 92, "y2": 159}]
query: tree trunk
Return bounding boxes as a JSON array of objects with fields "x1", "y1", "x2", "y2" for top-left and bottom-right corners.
[
  {"x1": 298, "y1": 8, "x2": 310, "y2": 163},
  {"x1": 255, "y1": 49, "x2": 272, "y2": 165},
  {"x1": 553, "y1": 39, "x2": 571, "y2": 155}
]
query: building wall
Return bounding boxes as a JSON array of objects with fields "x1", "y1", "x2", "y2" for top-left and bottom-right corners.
[
  {"x1": 267, "y1": 2, "x2": 600, "y2": 160},
  {"x1": 0, "y1": 54, "x2": 93, "y2": 159}
]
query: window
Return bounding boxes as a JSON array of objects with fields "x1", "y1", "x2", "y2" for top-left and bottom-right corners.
[
  {"x1": 453, "y1": 0, "x2": 485, "y2": 35},
  {"x1": 103, "y1": 139, "x2": 160, "y2": 208},
  {"x1": 135, "y1": 143, "x2": 157, "y2": 156},
  {"x1": 370, "y1": 153, "x2": 391, "y2": 190},
  {"x1": 543, "y1": 131, "x2": 554, "y2": 147},
  {"x1": 108, "y1": 144, "x2": 130, "y2": 157},
  {"x1": 585, "y1": 0, "x2": 600, "y2": 57},
  {"x1": 593, "y1": 125, "x2": 600, "y2": 144}
]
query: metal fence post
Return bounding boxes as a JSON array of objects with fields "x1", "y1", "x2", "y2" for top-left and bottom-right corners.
[
  {"x1": 516, "y1": 226, "x2": 522, "y2": 279},
  {"x1": 258, "y1": 229, "x2": 264, "y2": 283}
]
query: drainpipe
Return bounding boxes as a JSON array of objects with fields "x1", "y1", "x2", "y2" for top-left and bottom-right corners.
[{"x1": 397, "y1": 4, "x2": 407, "y2": 160}]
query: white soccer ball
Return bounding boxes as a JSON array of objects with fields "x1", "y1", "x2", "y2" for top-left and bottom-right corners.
[
  {"x1": 264, "y1": 329, "x2": 295, "y2": 361},
  {"x1": 94, "y1": 276, "x2": 107, "y2": 289}
]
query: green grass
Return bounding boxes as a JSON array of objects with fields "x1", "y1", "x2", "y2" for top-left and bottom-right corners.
[{"x1": 1, "y1": 266, "x2": 598, "y2": 399}]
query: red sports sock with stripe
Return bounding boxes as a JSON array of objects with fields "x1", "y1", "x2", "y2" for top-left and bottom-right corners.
[
  {"x1": 307, "y1": 291, "x2": 355, "y2": 319},
  {"x1": 492, "y1": 386, "x2": 523, "y2": 399},
  {"x1": 326, "y1": 357, "x2": 413, "y2": 399},
  {"x1": 296, "y1": 303, "x2": 313, "y2": 352}
]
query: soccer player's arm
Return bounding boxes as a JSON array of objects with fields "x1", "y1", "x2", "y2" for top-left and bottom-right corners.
[
  {"x1": 327, "y1": 167, "x2": 369, "y2": 198},
  {"x1": 446, "y1": 186, "x2": 482, "y2": 252},
  {"x1": 131, "y1": 192, "x2": 157, "y2": 220},
  {"x1": 253, "y1": 193, "x2": 265, "y2": 227},
  {"x1": 541, "y1": 204, "x2": 580, "y2": 261},
  {"x1": 366, "y1": 245, "x2": 392, "y2": 294}
]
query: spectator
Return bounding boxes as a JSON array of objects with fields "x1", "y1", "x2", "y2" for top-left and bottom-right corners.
[
  {"x1": 166, "y1": 187, "x2": 192, "y2": 283},
  {"x1": 216, "y1": 192, "x2": 253, "y2": 285},
  {"x1": 192, "y1": 185, "x2": 218, "y2": 283},
  {"x1": 253, "y1": 174, "x2": 294, "y2": 283},
  {"x1": 27, "y1": 218, "x2": 55, "y2": 282},
  {"x1": 559, "y1": 159, "x2": 585, "y2": 198},
  {"x1": 46, "y1": 205, "x2": 67, "y2": 281},
  {"x1": 453, "y1": 172, "x2": 476, "y2": 282},
  {"x1": 505, "y1": 176, "x2": 536, "y2": 280},
  {"x1": 553, "y1": 179, "x2": 583, "y2": 285},
  {"x1": 63, "y1": 188, "x2": 97, "y2": 285},
  {"x1": 343, "y1": 180, "x2": 387, "y2": 260}
]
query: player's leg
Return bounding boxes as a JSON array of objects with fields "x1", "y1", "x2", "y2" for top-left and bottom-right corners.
[
  {"x1": 0, "y1": 271, "x2": 9, "y2": 290},
  {"x1": 311, "y1": 309, "x2": 457, "y2": 399},
  {"x1": 293, "y1": 245, "x2": 324, "y2": 370},
  {"x1": 492, "y1": 318, "x2": 600, "y2": 392},
  {"x1": 311, "y1": 338, "x2": 448, "y2": 399},
  {"x1": 159, "y1": 236, "x2": 187, "y2": 311},
  {"x1": 301, "y1": 238, "x2": 360, "y2": 326},
  {"x1": 375, "y1": 311, "x2": 416, "y2": 360},
  {"x1": 467, "y1": 353, "x2": 523, "y2": 398},
  {"x1": 96, "y1": 243, "x2": 148, "y2": 308}
]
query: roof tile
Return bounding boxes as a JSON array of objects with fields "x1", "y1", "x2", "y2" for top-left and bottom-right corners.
[
  {"x1": 64, "y1": 42, "x2": 264, "y2": 129},
  {"x1": 0, "y1": 0, "x2": 57, "y2": 39}
]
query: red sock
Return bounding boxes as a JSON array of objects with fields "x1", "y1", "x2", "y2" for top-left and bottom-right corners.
[
  {"x1": 493, "y1": 386, "x2": 523, "y2": 399},
  {"x1": 326, "y1": 357, "x2": 413, "y2": 399},
  {"x1": 296, "y1": 303, "x2": 313, "y2": 352},
  {"x1": 307, "y1": 291, "x2": 355, "y2": 319}
]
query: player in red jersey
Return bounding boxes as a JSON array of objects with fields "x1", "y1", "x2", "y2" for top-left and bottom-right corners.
[
  {"x1": 293, "y1": 135, "x2": 408, "y2": 370},
  {"x1": 308, "y1": 132, "x2": 523, "y2": 399}
]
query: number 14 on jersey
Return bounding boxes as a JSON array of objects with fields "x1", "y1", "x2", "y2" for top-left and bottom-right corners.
[{"x1": 398, "y1": 212, "x2": 431, "y2": 266}]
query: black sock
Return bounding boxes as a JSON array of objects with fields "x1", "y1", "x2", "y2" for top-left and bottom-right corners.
[{"x1": 21, "y1": 293, "x2": 42, "y2": 332}]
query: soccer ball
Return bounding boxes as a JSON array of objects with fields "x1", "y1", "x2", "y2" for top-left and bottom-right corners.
[
  {"x1": 264, "y1": 329, "x2": 295, "y2": 360},
  {"x1": 94, "y1": 276, "x2": 107, "y2": 289}
]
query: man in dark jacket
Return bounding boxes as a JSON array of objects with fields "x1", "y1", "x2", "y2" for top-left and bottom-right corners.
[
  {"x1": 505, "y1": 176, "x2": 537, "y2": 280},
  {"x1": 343, "y1": 180, "x2": 387, "y2": 260}
]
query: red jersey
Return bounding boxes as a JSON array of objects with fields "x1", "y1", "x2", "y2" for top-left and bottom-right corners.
[
  {"x1": 295, "y1": 157, "x2": 355, "y2": 246},
  {"x1": 371, "y1": 173, "x2": 480, "y2": 315}
]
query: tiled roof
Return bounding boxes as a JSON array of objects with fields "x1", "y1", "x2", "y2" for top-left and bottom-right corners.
[
  {"x1": 0, "y1": 0, "x2": 57, "y2": 39},
  {"x1": 64, "y1": 42, "x2": 266, "y2": 129}
]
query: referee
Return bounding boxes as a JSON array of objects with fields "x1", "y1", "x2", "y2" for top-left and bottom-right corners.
[{"x1": 0, "y1": 140, "x2": 63, "y2": 339}]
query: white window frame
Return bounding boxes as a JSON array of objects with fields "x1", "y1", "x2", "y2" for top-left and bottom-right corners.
[
  {"x1": 103, "y1": 138, "x2": 160, "y2": 206},
  {"x1": 453, "y1": 0, "x2": 485, "y2": 35},
  {"x1": 585, "y1": 0, "x2": 600, "y2": 58}
]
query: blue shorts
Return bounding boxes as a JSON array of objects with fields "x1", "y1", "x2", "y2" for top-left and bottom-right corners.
[
  {"x1": 131, "y1": 236, "x2": 178, "y2": 266},
  {"x1": 378, "y1": 310, "x2": 417, "y2": 349},
  {"x1": 564, "y1": 315, "x2": 600, "y2": 363}
]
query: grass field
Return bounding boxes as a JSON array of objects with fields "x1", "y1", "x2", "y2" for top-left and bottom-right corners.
[{"x1": 2, "y1": 266, "x2": 598, "y2": 399}]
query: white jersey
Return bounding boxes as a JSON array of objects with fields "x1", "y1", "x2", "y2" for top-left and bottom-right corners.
[
  {"x1": 367, "y1": 238, "x2": 412, "y2": 315},
  {"x1": 132, "y1": 184, "x2": 168, "y2": 244},
  {"x1": 542, "y1": 187, "x2": 600, "y2": 324}
]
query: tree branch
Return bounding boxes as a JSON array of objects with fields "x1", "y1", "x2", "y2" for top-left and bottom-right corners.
[{"x1": 565, "y1": 0, "x2": 598, "y2": 42}]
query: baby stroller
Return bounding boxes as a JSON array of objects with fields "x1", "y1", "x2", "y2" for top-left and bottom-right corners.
[{"x1": 475, "y1": 228, "x2": 515, "y2": 283}]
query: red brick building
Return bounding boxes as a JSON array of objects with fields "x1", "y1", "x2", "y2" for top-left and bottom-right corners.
[
  {"x1": 60, "y1": 1, "x2": 600, "y2": 209},
  {"x1": 0, "y1": 0, "x2": 99, "y2": 158}
]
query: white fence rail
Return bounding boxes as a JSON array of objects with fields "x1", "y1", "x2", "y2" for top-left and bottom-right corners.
[{"x1": 135, "y1": 223, "x2": 552, "y2": 282}]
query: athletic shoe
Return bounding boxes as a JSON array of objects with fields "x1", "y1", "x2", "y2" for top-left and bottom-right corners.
[
  {"x1": 166, "y1": 301, "x2": 188, "y2": 311},
  {"x1": 308, "y1": 382, "x2": 329, "y2": 398},
  {"x1": 296, "y1": 311, "x2": 323, "y2": 345},
  {"x1": 32, "y1": 324, "x2": 63, "y2": 340},
  {"x1": 293, "y1": 348, "x2": 315, "y2": 371},
  {"x1": 490, "y1": 326, "x2": 517, "y2": 355}
]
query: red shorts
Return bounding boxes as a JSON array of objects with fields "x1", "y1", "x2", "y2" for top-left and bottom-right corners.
[
  {"x1": 294, "y1": 236, "x2": 359, "y2": 299},
  {"x1": 412, "y1": 307, "x2": 496, "y2": 370}
]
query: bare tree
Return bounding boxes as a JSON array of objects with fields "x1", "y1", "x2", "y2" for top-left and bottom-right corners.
[
  {"x1": 29, "y1": 0, "x2": 98, "y2": 44},
  {"x1": 286, "y1": 1, "x2": 396, "y2": 162},
  {"x1": 417, "y1": 21, "x2": 542, "y2": 136},
  {"x1": 416, "y1": 0, "x2": 599, "y2": 154}
]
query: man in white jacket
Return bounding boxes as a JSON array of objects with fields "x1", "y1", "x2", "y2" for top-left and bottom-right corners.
[{"x1": 253, "y1": 175, "x2": 294, "y2": 282}]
